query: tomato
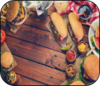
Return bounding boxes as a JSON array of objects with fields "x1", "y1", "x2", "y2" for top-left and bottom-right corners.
[
  {"x1": 69, "y1": 80, "x2": 76, "y2": 85},
  {"x1": 1, "y1": 29, "x2": 6, "y2": 44},
  {"x1": 75, "y1": 37, "x2": 80, "y2": 42},
  {"x1": 59, "y1": 35, "x2": 63, "y2": 41}
]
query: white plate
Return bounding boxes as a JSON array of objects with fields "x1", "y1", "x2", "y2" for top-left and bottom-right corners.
[{"x1": 88, "y1": 18, "x2": 99, "y2": 58}]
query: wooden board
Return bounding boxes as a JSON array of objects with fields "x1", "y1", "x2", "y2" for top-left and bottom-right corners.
[
  {"x1": 2, "y1": 24, "x2": 89, "y2": 52},
  {"x1": 24, "y1": 13, "x2": 50, "y2": 31},
  {"x1": 11, "y1": 55, "x2": 66, "y2": 85},
  {"x1": 2, "y1": 25, "x2": 61, "y2": 52},
  {"x1": 5, "y1": 36, "x2": 67, "y2": 71},
  {"x1": 1, "y1": 3, "x2": 92, "y2": 85},
  {"x1": 17, "y1": 74, "x2": 45, "y2": 85}
]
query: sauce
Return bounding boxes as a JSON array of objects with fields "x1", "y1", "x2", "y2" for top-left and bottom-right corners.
[
  {"x1": 67, "y1": 50, "x2": 75, "y2": 60},
  {"x1": 78, "y1": 43, "x2": 86, "y2": 52}
]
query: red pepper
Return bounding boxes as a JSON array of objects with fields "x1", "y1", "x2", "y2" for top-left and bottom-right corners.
[
  {"x1": 75, "y1": 37, "x2": 80, "y2": 42},
  {"x1": 69, "y1": 80, "x2": 76, "y2": 85},
  {"x1": 59, "y1": 35, "x2": 63, "y2": 41}
]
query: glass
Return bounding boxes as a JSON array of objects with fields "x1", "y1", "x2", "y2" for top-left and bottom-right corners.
[
  {"x1": 39, "y1": 9, "x2": 48, "y2": 18},
  {"x1": 54, "y1": 1, "x2": 68, "y2": 12}
]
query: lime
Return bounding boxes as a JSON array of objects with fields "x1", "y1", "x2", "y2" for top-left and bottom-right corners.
[{"x1": 61, "y1": 42, "x2": 72, "y2": 51}]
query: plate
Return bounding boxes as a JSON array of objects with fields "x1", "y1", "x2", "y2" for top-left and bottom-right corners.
[{"x1": 88, "y1": 18, "x2": 99, "y2": 58}]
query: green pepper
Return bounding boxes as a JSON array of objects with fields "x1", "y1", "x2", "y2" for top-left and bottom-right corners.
[{"x1": 7, "y1": 72, "x2": 15, "y2": 82}]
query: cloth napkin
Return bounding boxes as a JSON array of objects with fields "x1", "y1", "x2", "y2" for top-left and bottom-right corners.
[
  {"x1": 56, "y1": 1, "x2": 99, "y2": 23},
  {"x1": 36, "y1": 1, "x2": 53, "y2": 16}
]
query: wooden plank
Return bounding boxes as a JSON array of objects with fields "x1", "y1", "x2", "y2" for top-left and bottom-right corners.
[
  {"x1": 5, "y1": 36, "x2": 67, "y2": 71},
  {"x1": 48, "y1": 5, "x2": 56, "y2": 15},
  {"x1": 3, "y1": 25, "x2": 62, "y2": 52},
  {"x1": 17, "y1": 74, "x2": 45, "y2": 85},
  {"x1": 24, "y1": 12, "x2": 50, "y2": 31},
  {"x1": 24, "y1": 5, "x2": 56, "y2": 31},
  {"x1": 29, "y1": 5, "x2": 56, "y2": 16},
  {"x1": 82, "y1": 25, "x2": 89, "y2": 43},
  {"x1": 1, "y1": 73, "x2": 44, "y2": 85},
  {"x1": 3, "y1": 24, "x2": 89, "y2": 52},
  {"x1": 12, "y1": 55, "x2": 66, "y2": 85},
  {"x1": 2, "y1": 24, "x2": 89, "y2": 52}
]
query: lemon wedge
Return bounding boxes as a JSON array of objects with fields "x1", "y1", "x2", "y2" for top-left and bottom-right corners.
[
  {"x1": 60, "y1": 3, "x2": 67, "y2": 8},
  {"x1": 59, "y1": 3, "x2": 67, "y2": 12}
]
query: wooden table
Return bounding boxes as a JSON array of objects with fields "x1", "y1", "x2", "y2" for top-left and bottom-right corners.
[{"x1": 1, "y1": 5, "x2": 90, "y2": 85}]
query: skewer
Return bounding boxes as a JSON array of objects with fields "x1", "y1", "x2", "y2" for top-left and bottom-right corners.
[
  {"x1": 86, "y1": 47, "x2": 95, "y2": 56},
  {"x1": 74, "y1": 12, "x2": 83, "y2": 16},
  {"x1": 82, "y1": 21, "x2": 96, "y2": 31}
]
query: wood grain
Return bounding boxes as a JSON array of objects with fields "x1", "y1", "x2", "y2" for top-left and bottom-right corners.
[
  {"x1": 2, "y1": 73, "x2": 45, "y2": 85},
  {"x1": 5, "y1": 36, "x2": 67, "y2": 71},
  {"x1": 12, "y1": 55, "x2": 66, "y2": 85},
  {"x1": 48, "y1": 5, "x2": 56, "y2": 15},
  {"x1": 3, "y1": 25, "x2": 62, "y2": 52},
  {"x1": 1, "y1": 4, "x2": 90, "y2": 85},
  {"x1": 3, "y1": 24, "x2": 89, "y2": 52},
  {"x1": 17, "y1": 74, "x2": 45, "y2": 85},
  {"x1": 24, "y1": 13, "x2": 50, "y2": 31}
]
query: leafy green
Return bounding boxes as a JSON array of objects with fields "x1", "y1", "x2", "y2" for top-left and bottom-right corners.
[
  {"x1": 0, "y1": 53, "x2": 2, "y2": 56},
  {"x1": 1, "y1": 59, "x2": 14, "y2": 73},
  {"x1": 79, "y1": 54, "x2": 95, "y2": 85},
  {"x1": 66, "y1": 78, "x2": 82, "y2": 85},
  {"x1": 50, "y1": 20, "x2": 60, "y2": 40},
  {"x1": 1, "y1": 67, "x2": 8, "y2": 73},
  {"x1": 79, "y1": 57, "x2": 86, "y2": 82},
  {"x1": 10, "y1": 59, "x2": 14, "y2": 69},
  {"x1": 88, "y1": 53, "x2": 92, "y2": 56}
]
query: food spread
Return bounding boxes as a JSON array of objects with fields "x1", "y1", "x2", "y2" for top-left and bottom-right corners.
[{"x1": 1, "y1": 0, "x2": 100, "y2": 85}]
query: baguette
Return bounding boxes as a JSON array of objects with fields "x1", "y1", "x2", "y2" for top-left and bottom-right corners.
[
  {"x1": 51, "y1": 12, "x2": 68, "y2": 38},
  {"x1": 68, "y1": 12, "x2": 84, "y2": 40}
]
